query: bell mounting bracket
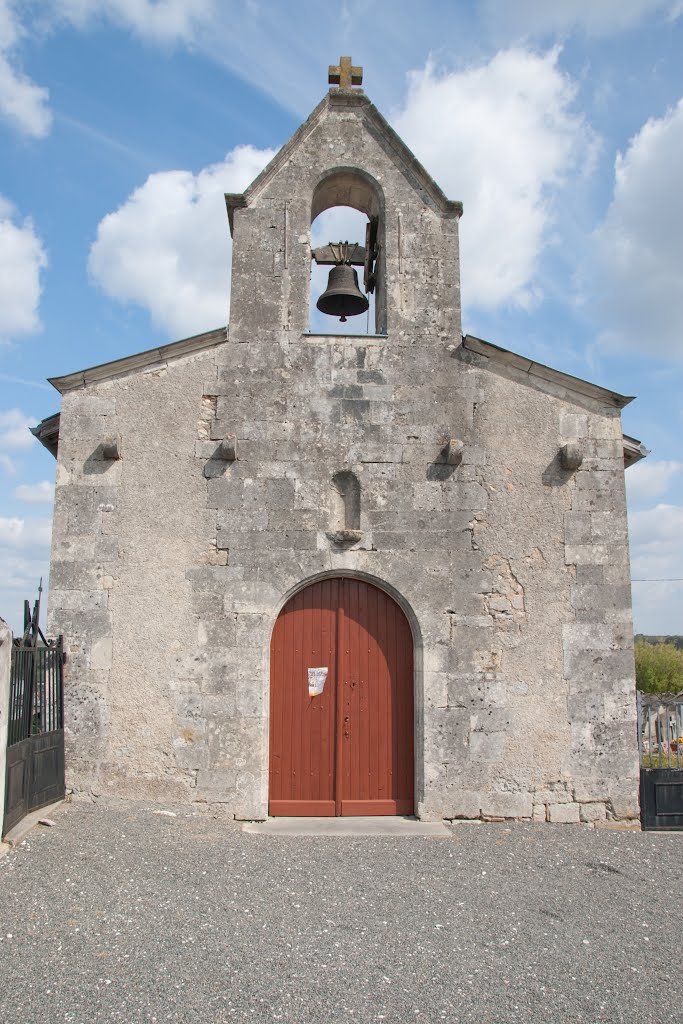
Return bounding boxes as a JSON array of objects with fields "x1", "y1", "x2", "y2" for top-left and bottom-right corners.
[
  {"x1": 312, "y1": 240, "x2": 365, "y2": 266},
  {"x1": 364, "y1": 217, "x2": 379, "y2": 294}
]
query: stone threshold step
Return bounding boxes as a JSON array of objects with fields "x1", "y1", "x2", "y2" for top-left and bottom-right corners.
[{"x1": 242, "y1": 816, "x2": 449, "y2": 837}]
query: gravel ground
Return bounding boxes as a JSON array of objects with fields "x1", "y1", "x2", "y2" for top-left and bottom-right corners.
[{"x1": 0, "y1": 800, "x2": 681, "y2": 1024}]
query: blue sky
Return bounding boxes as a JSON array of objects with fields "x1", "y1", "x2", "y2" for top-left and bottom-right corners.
[{"x1": 1, "y1": 0, "x2": 682, "y2": 636}]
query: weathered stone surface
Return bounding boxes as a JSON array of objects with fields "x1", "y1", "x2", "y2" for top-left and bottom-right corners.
[
  {"x1": 442, "y1": 789, "x2": 481, "y2": 819},
  {"x1": 44, "y1": 81, "x2": 640, "y2": 824},
  {"x1": 548, "y1": 802, "x2": 581, "y2": 824},
  {"x1": 580, "y1": 802, "x2": 608, "y2": 822},
  {"x1": 560, "y1": 443, "x2": 583, "y2": 471},
  {"x1": 480, "y1": 792, "x2": 533, "y2": 820},
  {"x1": 608, "y1": 783, "x2": 641, "y2": 821}
]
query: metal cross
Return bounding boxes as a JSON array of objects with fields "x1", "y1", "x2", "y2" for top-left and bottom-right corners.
[{"x1": 328, "y1": 56, "x2": 363, "y2": 89}]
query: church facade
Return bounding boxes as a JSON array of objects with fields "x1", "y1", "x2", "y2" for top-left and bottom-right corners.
[{"x1": 34, "y1": 61, "x2": 645, "y2": 823}]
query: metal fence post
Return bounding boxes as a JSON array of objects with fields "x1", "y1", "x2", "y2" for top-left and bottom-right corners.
[
  {"x1": 0, "y1": 617, "x2": 12, "y2": 840},
  {"x1": 636, "y1": 691, "x2": 643, "y2": 765}
]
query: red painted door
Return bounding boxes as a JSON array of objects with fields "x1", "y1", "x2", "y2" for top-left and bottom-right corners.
[{"x1": 269, "y1": 578, "x2": 414, "y2": 816}]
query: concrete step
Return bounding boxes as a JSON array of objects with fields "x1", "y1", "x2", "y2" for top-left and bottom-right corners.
[
  {"x1": 242, "y1": 815, "x2": 449, "y2": 837},
  {"x1": 1, "y1": 800, "x2": 66, "y2": 852}
]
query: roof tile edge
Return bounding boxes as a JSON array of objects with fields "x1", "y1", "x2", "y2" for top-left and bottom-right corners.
[
  {"x1": 461, "y1": 334, "x2": 634, "y2": 410},
  {"x1": 48, "y1": 326, "x2": 228, "y2": 394}
]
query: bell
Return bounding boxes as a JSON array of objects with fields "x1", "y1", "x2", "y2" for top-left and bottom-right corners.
[{"x1": 316, "y1": 264, "x2": 369, "y2": 322}]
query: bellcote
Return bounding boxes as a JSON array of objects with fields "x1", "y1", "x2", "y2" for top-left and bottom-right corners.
[{"x1": 225, "y1": 59, "x2": 463, "y2": 341}]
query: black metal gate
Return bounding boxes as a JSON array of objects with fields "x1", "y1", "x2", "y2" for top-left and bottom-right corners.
[
  {"x1": 638, "y1": 692, "x2": 683, "y2": 831},
  {"x1": 3, "y1": 592, "x2": 65, "y2": 837}
]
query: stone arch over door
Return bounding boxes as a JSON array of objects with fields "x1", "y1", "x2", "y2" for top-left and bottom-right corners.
[{"x1": 269, "y1": 575, "x2": 415, "y2": 816}]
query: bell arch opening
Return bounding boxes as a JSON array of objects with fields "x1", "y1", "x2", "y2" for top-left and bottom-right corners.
[{"x1": 308, "y1": 168, "x2": 386, "y2": 335}]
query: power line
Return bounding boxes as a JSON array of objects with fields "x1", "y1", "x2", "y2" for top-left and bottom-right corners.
[{"x1": 631, "y1": 578, "x2": 683, "y2": 582}]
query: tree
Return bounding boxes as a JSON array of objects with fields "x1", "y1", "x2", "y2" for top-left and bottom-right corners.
[{"x1": 635, "y1": 639, "x2": 683, "y2": 694}]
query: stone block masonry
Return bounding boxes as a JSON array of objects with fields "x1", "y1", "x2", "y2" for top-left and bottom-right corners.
[{"x1": 45, "y1": 84, "x2": 640, "y2": 823}]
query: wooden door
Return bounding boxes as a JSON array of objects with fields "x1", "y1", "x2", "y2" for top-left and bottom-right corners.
[{"x1": 269, "y1": 578, "x2": 414, "y2": 816}]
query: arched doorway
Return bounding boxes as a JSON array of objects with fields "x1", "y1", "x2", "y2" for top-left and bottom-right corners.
[{"x1": 269, "y1": 577, "x2": 414, "y2": 816}]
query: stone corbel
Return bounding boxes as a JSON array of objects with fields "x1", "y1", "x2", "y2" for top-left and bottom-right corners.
[
  {"x1": 560, "y1": 443, "x2": 583, "y2": 471},
  {"x1": 445, "y1": 439, "x2": 464, "y2": 466},
  {"x1": 326, "y1": 529, "x2": 363, "y2": 546},
  {"x1": 101, "y1": 436, "x2": 121, "y2": 460},
  {"x1": 215, "y1": 435, "x2": 237, "y2": 462}
]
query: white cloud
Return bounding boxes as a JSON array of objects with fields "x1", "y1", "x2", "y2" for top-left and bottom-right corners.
[
  {"x1": 14, "y1": 480, "x2": 54, "y2": 504},
  {"x1": 1, "y1": 551, "x2": 48, "y2": 589},
  {"x1": 1, "y1": 0, "x2": 217, "y2": 141},
  {"x1": 626, "y1": 459, "x2": 683, "y2": 503},
  {"x1": 0, "y1": 407, "x2": 51, "y2": 627},
  {"x1": 628, "y1": 502, "x2": 683, "y2": 583},
  {"x1": 311, "y1": 207, "x2": 367, "y2": 251},
  {"x1": 1, "y1": 551, "x2": 47, "y2": 587},
  {"x1": 393, "y1": 49, "x2": 591, "y2": 312},
  {"x1": 631, "y1": 577, "x2": 683, "y2": 635},
  {"x1": 0, "y1": 550, "x2": 50, "y2": 633},
  {"x1": 629, "y1": 502, "x2": 683, "y2": 547},
  {"x1": 0, "y1": 54, "x2": 51, "y2": 137},
  {"x1": 54, "y1": 0, "x2": 216, "y2": 46},
  {"x1": 482, "y1": 0, "x2": 682, "y2": 39},
  {"x1": 592, "y1": 99, "x2": 683, "y2": 359},
  {"x1": 0, "y1": 508, "x2": 52, "y2": 627},
  {"x1": 0, "y1": 196, "x2": 48, "y2": 340},
  {"x1": 0, "y1": 408, "x2": 37, "y2": 450},
  {"x1": 0, "y1": 0, "x2": 19, "y2": 47},
  {"x1": 0, "y1": 0, "x2": 51, "y2": 137},
  {"x1": 628, "y1": 502, "x2": 683, "y2": 633},
  {"x1": 88, "y1": 144, "x2": 275, "y2": 337},
  {"x1": 0, "y1": 514, "x2": 52, "y2": 549},
  {"x1": 0, "y1": 406, "x2": 37, "y2": 475}
]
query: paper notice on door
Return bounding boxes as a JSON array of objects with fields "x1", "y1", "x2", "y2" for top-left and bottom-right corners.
[{"x1": 308, "y1": 667, "x2": 328, "y2": 697}]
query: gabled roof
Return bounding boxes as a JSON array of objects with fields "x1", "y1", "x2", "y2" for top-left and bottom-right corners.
[
  {"x1": 48, "y1": 326, "x2": 227, "y2": 394},
  {"x1": 461, "y1": 334, "x2": 647, "y2": 466},
  {"x1": 225, "y1": 89, "x2": 463, "y2": 235},
  {"x1": 33, "y1": 326, "x2": 646, "y2": 467},
  {"x1": 623, "y1": 435, "x2": 649, "y2": 467},
  {"x1": 462, "y1": 334, "x2": 634, "y2": 410},
  {"x1": 30, "y1": 412, "x2": 60, "y2": 458}
]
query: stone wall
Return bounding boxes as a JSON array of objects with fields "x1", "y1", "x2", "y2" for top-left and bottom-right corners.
[
  {"x1": 48, "y1": 328, "x2": 639, "y2": 821},
  {"x1": 47, "y1": 87, "x2": 639, "y2": 821},
  {"x1": 49, "y1": 345, "x2": 221, "y2": 803}
]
